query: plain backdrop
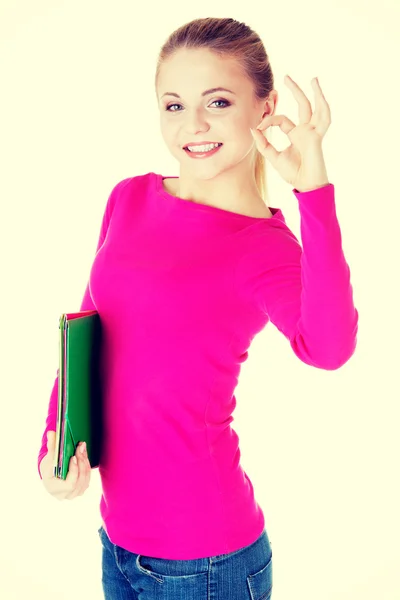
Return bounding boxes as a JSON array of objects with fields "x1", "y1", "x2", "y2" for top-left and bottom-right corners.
[{"x1": 1, "y1": 1, "x2": 399, "y2": 599}]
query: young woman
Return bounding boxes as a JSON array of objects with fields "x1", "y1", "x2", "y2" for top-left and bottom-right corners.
[{"x1": 38, "y1": 17, "x2": 358, "y2": 600}]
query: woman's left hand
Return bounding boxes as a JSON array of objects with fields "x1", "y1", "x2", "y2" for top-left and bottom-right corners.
[{"x1": 251, "y1": 75, "x2": 331, "y2": 193}]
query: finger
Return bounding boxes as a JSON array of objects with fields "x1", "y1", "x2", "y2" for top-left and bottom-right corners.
[
  {"x1": 310, "y1": 78, "x2": 332, "y2": 130},
  {"x1": 251, "y1": 128, "x2": 280, "y2": 169},
  {"x1": 65, "y1": 457, "x2": 85, "y2": 499},
  {"x1": 284, "y1": 75, "x2": 312, "y2": 123},
  {"x1": 312, "y1": 78, "x2": 329, "y2": 107},
  {"x1": 74, "y1": 443, "x2": 89, "y2": 495},
  {"x1": 256, "y1": 114, "x2": 296, "y2": 136},
  {"x1": 79, "y1": 444, "x2": 92, "y2": 493},
  {"x1": 68, "y1": 443, "x2": 90, "y2": 499},
  {"x1": 64, "y1": 454, "x2": 80, "y2": 491}
]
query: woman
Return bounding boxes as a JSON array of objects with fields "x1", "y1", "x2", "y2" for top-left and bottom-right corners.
[{"x1": 38, "y1": 17, "x2": 358, "y2": 600}]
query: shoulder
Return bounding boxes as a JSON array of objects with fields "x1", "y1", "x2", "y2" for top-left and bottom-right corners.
[{"x1": 108, "y1": 172, "x2": 153, "y2": 200}]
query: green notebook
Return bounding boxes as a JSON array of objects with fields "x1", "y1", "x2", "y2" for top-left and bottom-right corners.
[{"x1": 53, "y1": 310, "x2": 103, "y2": 480}]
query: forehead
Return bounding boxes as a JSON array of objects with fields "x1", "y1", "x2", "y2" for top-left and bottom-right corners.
[{"x1": 158, "y1": 48, "x2": 244, "y2": 86}]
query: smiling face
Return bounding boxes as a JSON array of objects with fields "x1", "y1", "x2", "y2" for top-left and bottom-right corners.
[{"x1": 156, "y1": 48, "x2": 278, "y2": 190}]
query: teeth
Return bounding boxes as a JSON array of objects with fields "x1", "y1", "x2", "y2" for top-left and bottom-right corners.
[{"x1": 187, "y1": 143, "x2": 221, "y2": 153}]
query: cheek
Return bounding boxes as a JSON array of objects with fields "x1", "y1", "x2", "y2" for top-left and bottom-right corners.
[
  {"x1": 160, "y1": 129, "x2": 186, "y2": 155},
  {"x1": 159, "y1": 124, "x2": 177, "y2": 145},
  {"x1": 230, "y1": 113, "x2": 252, "y2": 130}
]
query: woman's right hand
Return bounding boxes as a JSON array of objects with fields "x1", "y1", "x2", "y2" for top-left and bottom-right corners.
[{"x1": 40, "y1": 430, "x2": 91, "y2": 500}]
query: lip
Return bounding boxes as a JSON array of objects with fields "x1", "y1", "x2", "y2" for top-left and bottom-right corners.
[
  {"x1": 184, "y1": 144, "x2": 222, "y2": 159},
  {"x1": 183, "y1": 141, "x2": 222, "y2": 149}
]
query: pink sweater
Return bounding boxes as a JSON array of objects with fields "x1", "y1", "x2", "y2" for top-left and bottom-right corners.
[{"x1": 37, "y1": 172, "x2": 358, "y2": 559}]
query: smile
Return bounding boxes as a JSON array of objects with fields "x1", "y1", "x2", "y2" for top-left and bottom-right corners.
[{"x1": 183, "y1": 144, "x2": 223, "y2": 158}]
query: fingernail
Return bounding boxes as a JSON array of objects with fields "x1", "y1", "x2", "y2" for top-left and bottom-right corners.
[{"x1": 80, "y1": 442, "x2": 86, "y2": 454}]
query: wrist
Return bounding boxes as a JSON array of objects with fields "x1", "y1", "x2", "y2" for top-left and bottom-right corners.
[{"x1": 295, "y1": 181, "x2": 330, "y2": 193}]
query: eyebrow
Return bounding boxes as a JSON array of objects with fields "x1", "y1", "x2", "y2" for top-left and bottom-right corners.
[{"x1": 161, "y1": 87, "x2": 236, "y2": 99}]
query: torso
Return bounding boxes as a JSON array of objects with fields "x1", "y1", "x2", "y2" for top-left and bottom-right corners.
[{"x1": 162, "y1": 178, "x2": 274, "y2": 219}]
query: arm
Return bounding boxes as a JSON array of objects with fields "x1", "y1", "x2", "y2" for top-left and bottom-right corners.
[
  {"x1": 37, "y1": 178, "x2": 128, "y2": 479},
  {"x1": 258, "y1": 184, "x2": 359, "y2": 370}
]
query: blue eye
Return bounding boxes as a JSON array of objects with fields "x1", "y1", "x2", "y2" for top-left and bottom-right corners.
[{"x1": 165, "y1": 99, "x2": 231, "y2": 112}]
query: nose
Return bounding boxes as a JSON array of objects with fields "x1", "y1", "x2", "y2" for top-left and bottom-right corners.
[{"x1": 182, "y1": 109, "x2": 211, "y2": 134}]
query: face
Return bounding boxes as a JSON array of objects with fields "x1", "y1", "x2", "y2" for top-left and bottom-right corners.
[{"x1": 156, "y1": 48, "x2": 278, "y2": 183}]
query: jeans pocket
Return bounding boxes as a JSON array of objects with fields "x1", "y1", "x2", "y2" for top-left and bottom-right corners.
[
  {"x1": 136, "y1": 554, "x2": 209, "y2": 584},
  {"x1": 247, "y1": 553, "x2": 273, "y2": 600}
]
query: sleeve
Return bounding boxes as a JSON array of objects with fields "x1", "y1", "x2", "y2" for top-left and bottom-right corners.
[
  {"x1": 256, "y1": 183, "x2": 359, "y2": 371},
  {"x1": 37, "y1": 178, "x2": 129, "y2": 479}
]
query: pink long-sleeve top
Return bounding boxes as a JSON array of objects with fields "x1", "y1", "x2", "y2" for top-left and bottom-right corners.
[{"x1": 37, "y1": 171, "x2": 358, "y2": 560}]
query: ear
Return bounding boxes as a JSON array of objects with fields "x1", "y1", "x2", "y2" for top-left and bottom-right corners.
[{"x1": 261, "y1": 89, "x2": 279, "y2": 119}]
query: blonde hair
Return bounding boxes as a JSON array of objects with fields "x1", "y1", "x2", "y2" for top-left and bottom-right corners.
[{"x1": 154, "y1": 17, "x2": 275, "y2": 206}]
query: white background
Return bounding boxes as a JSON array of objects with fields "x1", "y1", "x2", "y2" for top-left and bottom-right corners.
[{"x1": 1, "y1": 1, "x2": 399, "y2": 598}]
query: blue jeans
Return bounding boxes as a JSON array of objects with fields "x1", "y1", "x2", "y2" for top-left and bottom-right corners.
[{"x1": 98, "y1": 525, "x2": 273, "y2": 600}]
